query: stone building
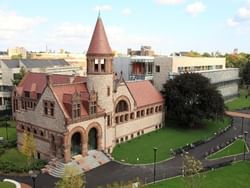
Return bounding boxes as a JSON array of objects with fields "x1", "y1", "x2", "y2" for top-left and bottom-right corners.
[{"x1": 12, "y1": 16, "x2": 164, "y2": 162}]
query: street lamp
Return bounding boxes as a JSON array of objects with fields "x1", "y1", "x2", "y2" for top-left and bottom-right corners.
[
  {"x1": 241, "y1": 117, "x2": 244, "y2": 135},
  {"x1": 153, "y1": 147, "x2": 158, "y2": 184},
  {"x1": 244, "y1": 131, "x2": 248, "y2": 161},
  {"x1": 29, "y1": 170, "x2": 39, "y2": 188}
]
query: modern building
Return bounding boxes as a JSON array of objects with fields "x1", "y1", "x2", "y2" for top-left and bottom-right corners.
[
  {"x1": 153, "y1": 56, "x2": 240, "y2": 100},
  {"x1": 8, "y1": 47, "x2": 27, "y2": 59},
  {"x1": 114, "y1": 56, "x2": 154, "y2": 81},
  {"x1": 0, "y1": 59, "x2": 84, "y2": 113},
  {"x1": 13, "y1": 16, "x2": 164, "y2": 162}
]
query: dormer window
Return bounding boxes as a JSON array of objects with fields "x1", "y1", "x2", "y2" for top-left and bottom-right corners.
[
  {"x1": 73, "y1": 103, "x2": 81, "y2": 119},
  {"x1": 90, "y1": 101, "x2": 97, "y2": 114}
]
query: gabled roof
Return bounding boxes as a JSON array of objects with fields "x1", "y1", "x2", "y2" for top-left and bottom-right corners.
[
  {"x1": 87, "y1": 16, "x2": 112, "y2": 55},
  {"x1": 126, "y1": 80, "x2": 164, "y2": 108},
  {"x1": 52, "y1": 83, "x2": 89, "y2": 118},
  {"x1": 18, "y1": 72, "x2": 86, "y2": 94}
]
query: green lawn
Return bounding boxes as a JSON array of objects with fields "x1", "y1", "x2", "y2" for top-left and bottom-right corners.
[
  {"x1": 0, "y1": 148, "x2": 28, "y2": 167},
  {"x1": 112, "y1": 118, "x2": 230, "y2": 164},
  {"x1": 226, "y1": 89, "x2": 250, "y2": 110},
  {"x1": 0, "y1": 182, "x2": 15, "y2": 188},
  {"x1": 208, "y1": 139, "x2": 247, "y2": 160},
  {"x1": 0, "y1": 120, "x2": 16, "y2": 141},
  {"x1": 149, "y1": 161, "x2": 250, "y2": 188}
]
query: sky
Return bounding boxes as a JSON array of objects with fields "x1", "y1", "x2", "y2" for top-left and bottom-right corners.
[{"x1": 0, "y1": 0, "x2": 250, "y2": 55}]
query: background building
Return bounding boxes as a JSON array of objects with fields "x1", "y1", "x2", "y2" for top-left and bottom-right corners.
[
  {"x1": 153, "y1": 56, "x2": 240, "y2": 100},
  {"x1": 0, "y1": 59, "x2": 84, "y2": 113},
  {"x1": 8, "y1": 47, "x2": 27, "y2": 59}
]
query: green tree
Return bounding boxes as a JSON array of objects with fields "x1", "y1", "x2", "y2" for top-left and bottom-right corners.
[
  {"x1": 202, "y1": 52, "x2": 211, "y2": 57},
  {"x1": 243, "y1": 61, "x2": 250, "y2": 85},
  {"x1": 55, "y1": 166, "x2": 85, "y2": 188},
  {"x1": 12, "y1": 66, "x2": 26, "y2": 86},
  {"x1": 22, "y1": 131, "x2": 36, "y2": 166},
  {"x1": 187, "y1": 51, "x2": 201, "y2": 57},
  {"x1": 162, "y1": 73, "x2": 224, "y2": 127},
  {"x1": 182, "y1": 153, "x2": 203, "y2": 188}
]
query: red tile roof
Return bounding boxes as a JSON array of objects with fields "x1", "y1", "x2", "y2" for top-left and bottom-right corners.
[
  {"x1": 87, "y1": 17, "x2": 112, "y2": 55},
  {"x1": 126, "y1": 80, "x2": 164, "y2": 108}
]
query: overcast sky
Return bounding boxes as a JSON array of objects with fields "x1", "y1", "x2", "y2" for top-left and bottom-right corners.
[{"x1": 0, "y1": 0, "x2": 250, "y2": 55}]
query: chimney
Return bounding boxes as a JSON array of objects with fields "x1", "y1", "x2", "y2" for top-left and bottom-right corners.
[{"x1": 46, "y1": 74, "x2": 52, "y2": 86}]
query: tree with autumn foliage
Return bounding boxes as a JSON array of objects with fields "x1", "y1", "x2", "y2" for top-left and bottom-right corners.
[
  {"x1": 22, "y1": 131, "x2": 36, "y2": 166},
  {"x1": 55, "y1": 166, "x2": 85, "y2": 188},
  {"x1": 182, "y1": 153, "x2": 203, "y2": 188}
]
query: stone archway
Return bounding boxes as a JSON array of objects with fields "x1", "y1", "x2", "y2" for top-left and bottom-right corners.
[
  {"x1": 86, "y1": 123, "x2": 103, "y2": 151},
  {"x1": 88, "y1": 128, "x2": 98, "y2": 150},
  {"x1": 64, "y1": 126, "x2": 87, "y2": 162},
  {"x1": 71, "y1": 132, "x2": 82, "y2": 155}
]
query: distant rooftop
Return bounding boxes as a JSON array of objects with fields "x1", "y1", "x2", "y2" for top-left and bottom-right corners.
[{"x1": 1, "y1": 59, "x2": 70, "y2": 69}]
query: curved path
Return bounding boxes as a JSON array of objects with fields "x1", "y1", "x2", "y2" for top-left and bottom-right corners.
[{"x1": 0, "y1": 111, "x2": 249, "y2": 188}]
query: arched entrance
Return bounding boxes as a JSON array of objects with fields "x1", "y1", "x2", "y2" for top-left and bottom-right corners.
[
  {"x1": 71, "y1": 132, "x2": 82, "y2": 155},
  {"x1": 88, "y1": 128, "x2": 98, "y2": 150}
]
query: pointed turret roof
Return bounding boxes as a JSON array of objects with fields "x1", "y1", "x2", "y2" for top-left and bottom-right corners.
[{"x1": 87, "y1": 16, "x2": 112, "y2": 55}]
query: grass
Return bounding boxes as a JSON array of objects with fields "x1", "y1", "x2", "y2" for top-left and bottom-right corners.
[
  {"x1": 0, "y1": 182, "x2": 15, "y2": 188},
  {"x1": 207, "y1": 139, "x2": 247, "y2": 160},
  {"x1": 112, "y1": 118, "x2": 230, "y2": 164},
  {"x1": 0, "y1": 148, "x2": 28, "y2": 167},
  {"x1": 226, "y1": 89, "x2": 250, "y2": 111},
  {"x1": 149, "y1": 161, "x2": 250, "y2": 188},
  {"x1": 0, "y1": 120, "x2": 16, "y2": 141}
]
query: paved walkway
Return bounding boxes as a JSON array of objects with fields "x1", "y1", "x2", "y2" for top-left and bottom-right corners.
[{"x1": 1, "y1": 110, "x2": 250, "y2": 188}]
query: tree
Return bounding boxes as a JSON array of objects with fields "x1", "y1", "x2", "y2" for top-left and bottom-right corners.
[
  {"x1": 55, "y1": 166, "x2": 85, "y2": 188},
  {"x1": 202, "y1": 52, "x2": 211, "y2": 57},
  {"x1": 22, "y1": 131, "x2": 36, "y2": 166},
  {"x1": 162, "y1": 73, "x2": 224, "y2": 127},
  {"x1": 242, "y1": 61, "x2": 250, "y2": 85},
  {"x1": 182, "y1": 153, "x2": 203, "y2": 188},
  {"x1": 12, "y1": 66, "x2": 26, "y2": 86}
]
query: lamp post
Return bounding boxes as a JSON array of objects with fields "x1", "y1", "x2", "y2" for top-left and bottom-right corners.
[
  {"x1": 153, "y1": 147, "x2": 158, "y2": 184},
  {"x1": 29, "y1": 170, "x2": 38, "y2": 188},
  {"x1": 241, "y1": 117, "x2": 244, "y2": 135},
  {"x1": 244, "y1": 131, "x2": 248, "y2": 161}
]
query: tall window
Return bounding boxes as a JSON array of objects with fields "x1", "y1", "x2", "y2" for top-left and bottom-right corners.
[
  {"x1": 101, "y1": 59, "x2": 105, "y2": 72},
  {"x1": 90, "y1": 101, "x2": 97, "y2": 115},
  {"x1": 44, "y1": 101, "x2": 48, "y2": 115},
  {"x1": 43, "y1": 100, "x2": 55, "y2": 117},
  {"x1": 115, "y1": 100, "x2": 128, "y2": 113},
  {"x1": 107, "y1": 115, "x2": 111, "y2": 126},
  {"x1": 94, "y1": 59, "x2": 99, "y2": 72},
  {"x1": 107, "y1": 86, "x2": 110, "y2": 96},
  {"x1": 73, "y1": 103, "x2": 81, "y2": 118}
]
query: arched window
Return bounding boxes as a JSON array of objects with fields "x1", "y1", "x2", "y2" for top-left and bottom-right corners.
[{"x1": 115, "y1": 100, "x2": 128, "y2": 113}]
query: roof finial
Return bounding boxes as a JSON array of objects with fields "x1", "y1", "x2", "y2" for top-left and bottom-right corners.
[{"x1": 98, "y1": 10, "x2": 101, "y2": 18}]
